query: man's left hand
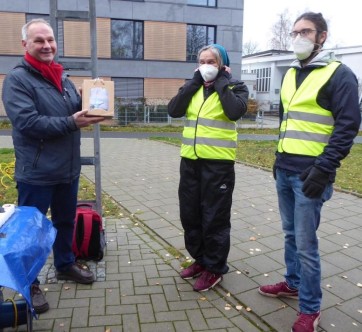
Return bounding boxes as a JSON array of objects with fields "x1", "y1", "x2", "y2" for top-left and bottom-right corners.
[
  {"x1": 73, "y1": 110, "x2": 105, "y2": 128},
  {"x1": 300, "y1": 166, "x2": 330, "y2": 199}
]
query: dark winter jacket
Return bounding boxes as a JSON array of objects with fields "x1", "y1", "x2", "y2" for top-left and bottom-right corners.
[
  {"x1": 2, "y1": 59, "x2": 82, "y2": 185},
  {"x1": 275, "y1": 51, "x2": 361, "y2": 181}
]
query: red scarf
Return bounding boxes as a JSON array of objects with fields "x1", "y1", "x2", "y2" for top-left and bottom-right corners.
[{"x1": 24, "y1": 52, "x2": 63, "y2": 92}]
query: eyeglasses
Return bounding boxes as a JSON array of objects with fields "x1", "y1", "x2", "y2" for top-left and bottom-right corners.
[{"x1": 289, "y1": 29, "x2": 317, "y2": 38}]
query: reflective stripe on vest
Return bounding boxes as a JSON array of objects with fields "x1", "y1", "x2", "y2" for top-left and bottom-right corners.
[
  {"x1": 278, "y1": 61, "x2": 341, "y2": 156},
  {"x1": 181, "y1": 86, "x2": 237, "y2": 160}
]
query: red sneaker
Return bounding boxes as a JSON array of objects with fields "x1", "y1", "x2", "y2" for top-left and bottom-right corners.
[
  {"x1": 180, "y1": 262, "x2": 205, "y2": 279},
  {"x1": 258, "y1": 281, "x2": 298, "y2": 299},
  {"x1": 292, "y1": 312, "x2": 321, "y2": 332},
  {"x1": 193, "y1": 270, "x2": 222, "y2": 292}
]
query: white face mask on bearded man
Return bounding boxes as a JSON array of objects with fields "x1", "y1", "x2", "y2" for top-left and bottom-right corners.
[
  {"x1": 292, "y1": 36, "x2": 315, "y2": 60},
  {"x1": 198, "y1": 64, "x2": 219, "y2": 82}
]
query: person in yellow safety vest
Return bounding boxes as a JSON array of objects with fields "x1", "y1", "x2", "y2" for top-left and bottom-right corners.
[
  {"x1": 168, "y1": 44, "x2": 249, "y2": 292},
  {"x1": 258, "y1": 12, "x2": 361, "y2": 332}
]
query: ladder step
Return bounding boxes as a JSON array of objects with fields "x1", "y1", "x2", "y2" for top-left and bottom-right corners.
[
  {"x1": 59, "y1": 60, "x2": 92, "y2": 71},
  {"x1": 81, "y1": 157, "x2": 95, "y2": 165}
]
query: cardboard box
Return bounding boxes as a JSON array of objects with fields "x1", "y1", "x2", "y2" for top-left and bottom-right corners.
[{"x1": 82, "y1": 79, "x2": 115, "y2": 117}]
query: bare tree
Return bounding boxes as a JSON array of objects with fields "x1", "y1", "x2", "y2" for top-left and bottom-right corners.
[
  {"x1": 242, "y1": 40, "x2": 260, "y2": 56},
  {"x1": 269, "y1": 9, "x2": 292, "y2": 50}
]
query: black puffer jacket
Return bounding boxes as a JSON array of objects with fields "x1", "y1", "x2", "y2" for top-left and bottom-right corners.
[{"x1": 2, "y1": 59, "x2": 82, "y2": 185}]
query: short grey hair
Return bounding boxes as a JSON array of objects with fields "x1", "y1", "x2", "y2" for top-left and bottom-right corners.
[
  {"x1": 22, "y1": 18, "x2": 53, "y2": 40},
  {"x1": 197, "y1": 45, "x2": 222, "y2": 68}
]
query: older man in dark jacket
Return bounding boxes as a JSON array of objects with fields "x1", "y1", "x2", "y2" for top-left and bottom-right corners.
[{"x1": 2, "y1": 18, "x2": 104, "y2": 314}]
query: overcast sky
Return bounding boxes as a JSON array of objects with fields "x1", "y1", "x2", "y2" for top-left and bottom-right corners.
[{"x1": 243, "y1": 0, "x2": 361, "y2": 51}]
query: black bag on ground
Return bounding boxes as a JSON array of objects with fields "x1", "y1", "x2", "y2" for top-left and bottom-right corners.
[{"x1": 72, "y1": 203, "x2": 106, "y2": 261}]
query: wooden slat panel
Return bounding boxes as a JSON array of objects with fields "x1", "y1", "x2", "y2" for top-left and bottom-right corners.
[
  {"x1": 64, "y1": 21, "x2": 90, "y2": 57},
  {"x1": 97, "y1": 18, "x2": 111, "y2": 58},
  {"x1": 144, "y1": 78, "x2": 185, "y2": 100},
  {"x1": 0, "y1": 12, "x2": 25, "y2": 55},
  {"x1": 64, "y1": 18, "x2": 110, "y2": 58},
  {"x1": 144, "y1": 22, "x2": 186, "y2": 61}
]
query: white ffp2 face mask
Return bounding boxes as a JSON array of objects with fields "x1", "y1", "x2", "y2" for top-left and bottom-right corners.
[
  {"x1": 198, "y1": 64, "x2": 219, "y2": 82},
  {"x1": 292, "y1": 36, "x2": 315, "y2": 60}
]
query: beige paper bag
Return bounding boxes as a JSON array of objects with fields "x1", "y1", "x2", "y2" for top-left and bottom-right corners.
[{"x1": 82, "y1": 79, "x2": 115, "y2": 117}]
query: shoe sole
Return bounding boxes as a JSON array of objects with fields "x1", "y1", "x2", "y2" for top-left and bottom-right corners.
[
  {"x1": 56, "y1": 273, "x2": 94, "y2": 284},
  {"x1": 181, "y1": 272, "x2": 203, "y2": 280},
  {"x1": 258, "y1": 288, "x2": 298, "y2": 299},
  {"x1": 34, "y1": 302, "x2": 50, "y2": 314},
  {"x1": 193, "y1": 276, "x2": 222, "y2": 292}
]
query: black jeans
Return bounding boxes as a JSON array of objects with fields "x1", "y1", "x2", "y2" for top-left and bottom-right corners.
[{"x1": 178, "y1": 158, "x2": 235, "y2": 274}]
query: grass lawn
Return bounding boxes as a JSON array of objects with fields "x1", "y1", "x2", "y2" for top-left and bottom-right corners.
[{"x1": 1, "y1": 127, "x2": 361, "y2": 216}]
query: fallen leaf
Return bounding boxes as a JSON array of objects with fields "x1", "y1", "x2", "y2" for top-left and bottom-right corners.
[
  {"x1": 199, "y1": 297, "x2": 207, "y2": 301},
  {"x1": 249, "y1": 236, "x2": 257, "y2": 241},
  {"x1": 246, "y1": 307, "x2": 252, "y2": 312},
  {"x1": 226, "y1": 292, "x2": 231, "y2": 297},
  {"x1": 357, "y1": 283, "x2": 362, "y2": 287},
  {"x1": 64, "y1": 286, "x2": 70, "y2": 290},
  {"x1": 236, "y1": 271, "x2": 241, "y2": 274},
  {"x1": 264, "y1": 273, "x2": 269, "y2": 277},
  {"x1": 236, "y1": 305, "x2": 243, "y2": 310},
  {"x1": 326, "y1": 284, "x2": 332, "y2": 288}
]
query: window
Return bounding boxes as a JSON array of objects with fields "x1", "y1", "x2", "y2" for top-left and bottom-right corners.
[
  {"x1": 251, "y1": 67, "x2": 271, "y2": 92},
  {"x1": 111, "y1": 20, "x2": 143, "y2": 59},
  {"x1": 187, "y1": 24, "x2": 215, "y2": 61},
  {"x1": 187, "y1": 0, "x2": 217, "y2": 7},
  {"x1": 113, "y1": 78, "x2": 143, "y2": 99}
]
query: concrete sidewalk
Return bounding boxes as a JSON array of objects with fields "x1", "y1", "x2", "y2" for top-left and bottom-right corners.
[{"x1": 1, "y1": 137, "x2": 362, "y2": 332}]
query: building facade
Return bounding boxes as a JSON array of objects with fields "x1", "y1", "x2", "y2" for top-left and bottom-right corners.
[
  {"x1": 0, "y1": 0, "x2": 245, "y2": 118},
  {"x1": 242, "y1": 46, "x2": 362, "y2": 112}
]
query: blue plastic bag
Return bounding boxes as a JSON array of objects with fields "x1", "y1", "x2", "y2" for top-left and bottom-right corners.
[{"x1": 0, "y1": 206, "x2": 56, "y2": 315}]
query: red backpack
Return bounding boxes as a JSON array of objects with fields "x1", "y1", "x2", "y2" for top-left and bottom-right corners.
[{"x1": 72, "y1": 203, "x2": 106, "y2": 261}]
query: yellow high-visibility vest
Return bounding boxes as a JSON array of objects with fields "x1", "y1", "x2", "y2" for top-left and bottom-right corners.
[
  {"x1": 278, "y1": 61, "x2": 341, "y2": 156},
  {"x1": 181, "y1": 86, "x2": 237, "y2": 160}
]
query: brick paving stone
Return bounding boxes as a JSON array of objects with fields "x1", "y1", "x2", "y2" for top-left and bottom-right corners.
[{"x1": 1, "y1": 136, "x2": 361, "y2": 332}]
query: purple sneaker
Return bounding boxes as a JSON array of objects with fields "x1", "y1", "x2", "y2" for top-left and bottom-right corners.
[
  {"x1": 180, "y1": 262, "x2": 205, "y2": 279},
  {"x1": 193, "y1": 270, "x2": 222, "y2": 292},
  {"x1": 258, "y1": 281, "x2": 298, "y2": 299},
  {"x1": 292, "y1": 311, "x2": 321, "y2": 332}
]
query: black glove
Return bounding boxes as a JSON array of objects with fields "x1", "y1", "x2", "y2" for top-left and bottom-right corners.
[
  {"x1": 272, "y1": 162, "x2": 277, "y2": 180},
  {"x1": 299, "y1": 166, "x2": 330, "y2": 199},
  {"x1": 216, "y1": 66, "x2": 231, "y2": 81}
]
